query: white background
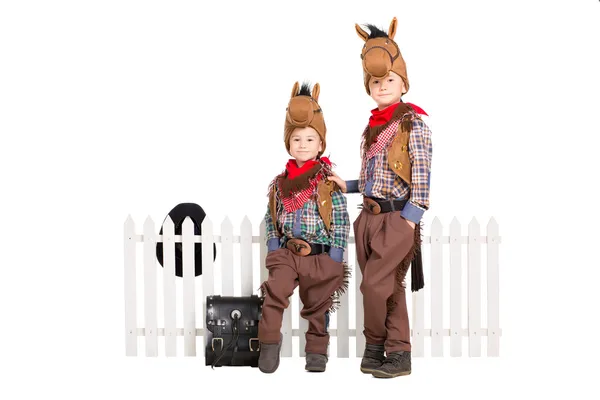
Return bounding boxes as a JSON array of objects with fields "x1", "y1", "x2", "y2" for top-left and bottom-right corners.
[{"x1": 1, "y1": 0, "x2": 599, "y2": 398}]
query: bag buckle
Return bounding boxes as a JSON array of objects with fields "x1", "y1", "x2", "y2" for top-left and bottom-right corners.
[
  {"x1": 211, "y1": 337, "x2": 223, "y2": 352},
  {"x1": 249, "y1": 338, "x2": 260, "y2": 351}
]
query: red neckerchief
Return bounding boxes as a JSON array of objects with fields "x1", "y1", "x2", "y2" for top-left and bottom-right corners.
[
  {"x1": 366, "y1": 102, "x2": 428, "y2": 159},
  {"x1": 285, "y1": 159, "x2": 320, "y2": 180},
  {"x1": 369, "y1": 101, "x2": 429, "y2": 127},
  {"x1": 280, "y1": 157, "x2": 331, "y2": 212},
  {"x1": 368, "y1": 101, "x2": 428, "y2": 142},
  {"x1": 369, "y1": 102, "x2": 401, "y2": 127}
]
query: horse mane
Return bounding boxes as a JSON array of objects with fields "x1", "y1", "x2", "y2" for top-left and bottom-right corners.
[
  {"x1": 296, "y1": 82, "x2": 312, "y2": 97},
  {"x1": 364, "y1": 24, "x2": 388, "y2": 39}
]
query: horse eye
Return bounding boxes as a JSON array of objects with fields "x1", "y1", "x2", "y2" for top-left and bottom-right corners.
[{"x1": 385, "y1": 40, "x2": 389, "y2": 44}]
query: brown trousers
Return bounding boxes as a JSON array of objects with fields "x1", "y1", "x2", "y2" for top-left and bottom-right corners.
[
  {"x1": 353, "y1": 209, "x2": 415, "y2": 353},
  {"x1": 258, "y1": 248, "x2": 345, "y2": 354}
]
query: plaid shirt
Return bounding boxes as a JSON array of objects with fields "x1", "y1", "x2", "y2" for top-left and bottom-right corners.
[
  {"x1": 351, "y1": 114, "x2": 432, "y2": 223},
  {"x1": 264, "y1": 185, "x2": 350, "y2": 259}
]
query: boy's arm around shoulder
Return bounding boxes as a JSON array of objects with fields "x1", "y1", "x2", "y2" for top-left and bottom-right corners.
[{"x1": 326, "y1": 172, "x2": 359, "y2": 194}]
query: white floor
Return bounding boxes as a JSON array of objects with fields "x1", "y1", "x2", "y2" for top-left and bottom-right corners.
[
  {"x1": 6, "y1": 328, "x2": 594, "y2": 400},
  {"x1": 12, "y1": 354, "x2": 592, "y2": 399}
]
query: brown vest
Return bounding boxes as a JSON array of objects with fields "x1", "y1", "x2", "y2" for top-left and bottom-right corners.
[{"x1": 387, "y1": 113, "x2": 421, "y2": 185}]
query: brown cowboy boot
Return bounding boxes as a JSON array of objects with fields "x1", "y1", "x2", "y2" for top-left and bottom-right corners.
[
  {"x1": 360, "y1": 343, "x2": 386, "y2": 373},
  {"x1": 258, "y1": 333, "x2": 283, "y2": 373},
  {"x1": 371, "y1": 351, "x2": 411, "y2": 378},
  {"x1": 305, "y1": 353, "x2": 328, "y2": 372}
]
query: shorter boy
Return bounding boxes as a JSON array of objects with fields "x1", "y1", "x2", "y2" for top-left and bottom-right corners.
[{"x1": 257, "y1": 81, "x2": 351, "y2": 374}]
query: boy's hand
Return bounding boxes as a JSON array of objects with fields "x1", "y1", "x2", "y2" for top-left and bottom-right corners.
[{"x1": 327, "y1": 172, "x2": 347, "y2": 193}]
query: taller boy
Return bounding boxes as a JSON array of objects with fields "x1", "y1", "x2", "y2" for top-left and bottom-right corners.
[{"x1": 329, "y1": 17, "x2": 433, "y2": 378}]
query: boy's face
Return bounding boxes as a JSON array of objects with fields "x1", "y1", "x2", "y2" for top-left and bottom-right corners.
[
  {"x1": 368, "y1": 71, "x2": 406, "y2": 110},
  {"x1": 289, "y1": 127, "x2": 323, "y2": 166}
]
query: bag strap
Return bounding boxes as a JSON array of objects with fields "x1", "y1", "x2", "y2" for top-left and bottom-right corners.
[{"x1": 210, "y1": 315, "x2": 241, "y2": 369}]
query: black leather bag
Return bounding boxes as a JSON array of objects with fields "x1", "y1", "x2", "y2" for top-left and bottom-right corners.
[{"x1": 205, "y1": 295, "x2": 263, "y2": 368}]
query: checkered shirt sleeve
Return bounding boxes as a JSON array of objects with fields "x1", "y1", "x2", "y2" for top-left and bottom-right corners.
[
  {"x1": 329, "y1": 189, "x2": 350, "y2": 250},
  {"x1": 264, "y1": 206, "x2": 279, "y2": 242},
  {"x1": 407, "y1": 118, "x2": 432, "y2": 210}
]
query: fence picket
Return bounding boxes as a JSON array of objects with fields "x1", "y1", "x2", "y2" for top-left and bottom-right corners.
[
  {"x1": 162, "y1": 217, "x2": 176, "y2": 356},
  {"x1": 468, "y1": 217, "x2": 482, "y2": 357},
  {"x1": 124, "y1": 216, "x2": 137, "y2": 356},
  {"x1": 143, "y1": 217, "x2": 158, "y2": 356},
  {"x1": 487, "y1": 217, "x2": 500, "y2": 356},
  {"x1": 412, "y1": 288, "x2": 425, "y2": 357},
  {"x1": 201, "y1": 217, "x2": 215, "y2": 356},
  {"x1": 259, "y1": 220, "x2": 267, "y2": 284},
  {"x1": 240, "y1": 216, "x2": 253, "y2": 296},
  {"x1": 430, "y1": 217, "x2": 443, "y2": 356},
  {"x1": 449, "y1": 217, "x2": 462, "y2": 357},
  {"x1": 221, "y1": 217, "x2": 234, "y2": 296},
  {"x1": 182, "y1": 217, "x2": 196, "y2": 356}
]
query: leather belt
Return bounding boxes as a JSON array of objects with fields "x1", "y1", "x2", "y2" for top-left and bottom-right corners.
[
  {"x1": 285, "y1": 238, "x2": 330, "y2": 256},
  {"x1": 363, "y1": 197, "x2": 407, "y2": 215}
]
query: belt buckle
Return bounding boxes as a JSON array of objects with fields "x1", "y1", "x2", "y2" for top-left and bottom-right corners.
[
  {"x1": 363, "y1": 198, "x2": 381, "y2": 215},
  {"x1": 286, "y1": 238, "x2": 311, "y2": 256},
  {"x1": 249, "y1": 338, "x2": 260, "y2": 351}
]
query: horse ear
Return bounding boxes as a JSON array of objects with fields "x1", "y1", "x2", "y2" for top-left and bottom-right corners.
[
  {"x1": 290, "y1": 81, "x2": 299, "y2": 99},
  {"x1": 355, "y1": 23, "x2": 368, "y2": 42},
  {"x1": 312, "y1": 83, "x2": 320, "y2": 102},
  {"x1": 388, "y1": 17, "x2": 397, "y2": 40}
]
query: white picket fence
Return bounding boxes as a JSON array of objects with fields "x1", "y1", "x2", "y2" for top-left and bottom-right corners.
[{"x1": 124, "y1": 215, "x2": 502, "y2": 358}]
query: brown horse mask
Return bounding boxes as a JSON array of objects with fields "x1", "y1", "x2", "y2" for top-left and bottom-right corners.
[
  {"x1": 355, "y1": 17, "x2": 409, "y2": 96},
  {"x1": 284, "y1": 81, "x2": 326, "y2": 156}
]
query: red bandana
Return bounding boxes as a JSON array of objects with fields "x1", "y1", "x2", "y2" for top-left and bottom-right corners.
[
  {"x1": 280, "y1": 157, "x2": 331, "y2": 212},
  {"x1": 285, "y1": 159, "x2": 319, "y2": 180},
  {"x1": 367, "y1": 102, "x2": 428, "y2": 144},
  {"x1": 369, "y1": 101, "x2": 428, "y2": 128},
  {"x1": 369, "y1": 102, "x2": 401, "y2": 127}
]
